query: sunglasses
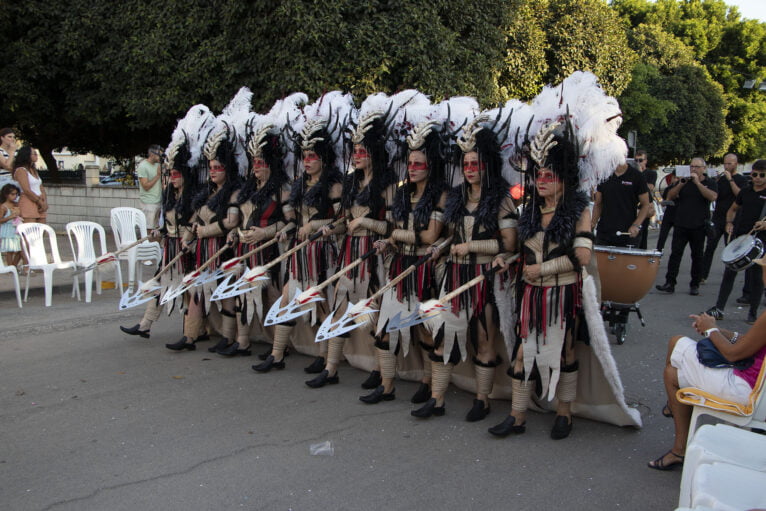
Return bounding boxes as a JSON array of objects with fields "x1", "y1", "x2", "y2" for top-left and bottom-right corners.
[
  {"x1": 752, "y1": 172, "x2": 766, "y2": 178},
  {"x1": 635, "y1": 158, "x2": 645, "y2": 163}
]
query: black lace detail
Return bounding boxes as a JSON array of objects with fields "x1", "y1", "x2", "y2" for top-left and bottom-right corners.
[
  {"x1": 191, "y1": 178, "x2": 242, "y2": 218},
  {"x1": 443, "y1": 180, "x2": 510, "y2": 234},
  {"x1": 518, "y1": 190, "x2": 590, "y2": 247},
  {"x1": 289, "y1": 168, "x2": 343, "y2": 215},
  {"x1": 393, "y1": 180, "x2": 447, "y2": 232}
]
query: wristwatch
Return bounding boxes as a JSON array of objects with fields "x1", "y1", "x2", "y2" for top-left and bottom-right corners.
[{"x1": 704, "y1": 327, "x2": 720, "y2": 337}]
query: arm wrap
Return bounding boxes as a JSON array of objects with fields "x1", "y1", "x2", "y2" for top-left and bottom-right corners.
[
  {"x1": 573, "y1": 237, "x2": 593, "y2": 251},
  {"x1": 539, "y1": 255, "x2": 575, "y2": 277},
  {"x1": 260, "y1": 223, "x2": 278, "y2": 238},
  {"x1": 358, "y1": 217, "x2": 390, "y2": 235},
  {"x1": 467, "y1": 239, "x2": 500, "y2": 255},
  {"x1": 499, "y1": 218, "x2": 518, "y2": 230},
  {"x1": 430, "y1": 210, "x2": 444, "y2": 223},
  {"x1": 391, "y1": 228, "x2": 416, "y2": 245},
  {"x1": 279, "y1": 221, "x2": 296, "y2": 235},
  {"x1": 197, "y1": 222, "x2": 224, "y2": 238}
]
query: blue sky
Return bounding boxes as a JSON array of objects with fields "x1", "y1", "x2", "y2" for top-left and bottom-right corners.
[{"x1": 724, "y1": 0, "x2": 765, "y2": 22}]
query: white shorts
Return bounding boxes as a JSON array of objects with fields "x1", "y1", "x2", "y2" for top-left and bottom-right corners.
[
  {"x1": 141, "y1": 202, "x2": 161, "y2": 230},
  {"x1": 671, "y1": 337, "x2": 752, "y2": 404}
]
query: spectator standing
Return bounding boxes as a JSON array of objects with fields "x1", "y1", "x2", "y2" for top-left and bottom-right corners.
[
  {"x1": 0, "y1": 183, "x2": 22, "y2": 268},
  {"x1": 656, "y1": 158, "x2": 717, "y2": 295},
  {"x1": 136, "y1": 145, "x2": 163, "y2": 229},
  {"x1": 635, "y1": 150, "x2": 656, "y2": 248},
  {"x1": 592, "y1": 161, "x2": 651, "y2": 247},
  {"x1": 656, "y1": 172, "x2": 679, "y2": 252},
  {"x1": 706, "y1": 159, "x2": 766, "y2": 324},
  {"x1": 12, "y1": 146, "x2": 48, "y2": 223},
  {"x1": 701, "y1": 153, "x2": 746, "y2": 282},
  {"x1": 0, "y1": 128, "x2": 17, "y2": 175}
]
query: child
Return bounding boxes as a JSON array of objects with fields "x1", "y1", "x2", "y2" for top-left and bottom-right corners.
[{"x1": 0, "y1": 183, "x2": 23, "y2": 269}]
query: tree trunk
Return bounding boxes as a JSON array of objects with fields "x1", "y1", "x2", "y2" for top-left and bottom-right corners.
[{"x1": 38, "y1": 145, "x2": 60, "y2": 183}]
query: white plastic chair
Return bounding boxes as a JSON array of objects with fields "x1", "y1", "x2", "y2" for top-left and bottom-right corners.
[
  {"x1": 692, "y1": 462, "x2": 766, "y2": 510},
  {"x1": 110, "y1": 207, "x2": 161, "y2": 292},
  {"x1": 679, "y1": 424, "x2": 766, "y2": 507},
  {"x1": 17, "y1": 223, "x2": 79, "y2": 307},
  {"x1": 0, "y1": 258, "x2": 22, "y2": 307},
  {"x1": 66, "y1": 221, "x2": 123, "y2": 303}
]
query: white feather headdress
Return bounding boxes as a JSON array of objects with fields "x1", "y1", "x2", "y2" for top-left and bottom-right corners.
[
  {"x1": 300, "y1": 91, "x2": 356, "y2": 172},
  {"x1": 203, "y1": 86, "x2": 253, "y2": 178},
  {"x1": 165, "y1": 104, "x2": 215, "y2": 174},
  {"x1": 528, "y1": 71, "x2": 627, "y2": 191}
]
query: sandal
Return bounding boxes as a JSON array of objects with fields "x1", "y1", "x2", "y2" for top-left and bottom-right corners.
[
  {"x1": 647, "y1": 450, "x2": 684, "y2": 471},
  {"x1": 662, "y1": 402, "x2": 673, "y2": 418}
]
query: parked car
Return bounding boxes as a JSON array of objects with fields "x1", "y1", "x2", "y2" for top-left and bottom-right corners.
[{"x1": 99, "y1": 170, "x2": 130, "y2": 185}]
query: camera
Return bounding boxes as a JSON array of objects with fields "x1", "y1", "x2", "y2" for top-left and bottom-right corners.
[{"x1": 680, "y1": 178, "x2": 688, "y2": 184}]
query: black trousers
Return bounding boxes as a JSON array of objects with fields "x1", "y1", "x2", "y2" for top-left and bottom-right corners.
[
  {"x1": 702, "y1": 220, "x2": 726, "y2": 280},
  {"x1": 715, "y1": 263, "x2": 763, "y2": 315},
  {"x1": 656, "y1": 216, "x2": 674, "y2": 252},
  {"x1": 664, "y1": 226, "x2": 706, "y2": 287}
]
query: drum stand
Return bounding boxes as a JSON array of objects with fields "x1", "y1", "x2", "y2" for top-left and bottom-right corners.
[{"x1": 600, "y1": 301, "x2": 646, "y2": 345}]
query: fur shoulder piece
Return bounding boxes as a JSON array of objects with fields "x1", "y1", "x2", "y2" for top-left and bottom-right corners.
[
  {"x1": 518, "y1": 190, "x2": 590, "y2": 245},
  {"x1": 442, "y1": 185, "x2": 465, "y2": 226}
]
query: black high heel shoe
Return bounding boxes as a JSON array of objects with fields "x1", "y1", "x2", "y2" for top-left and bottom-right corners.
[
  {"x1": 120, "y1": 324, "x2": 150, "y2": 338},
  {"x1": 165, "y1": 337, "x2": 196, "y2": 351},
  {"x1": 252, "y1": 355, "x2": 285, "y2": 372},
  {"x1": 488, "y1": 415, "x2": 526, "y2": 437},
  {"x1": 304, "y1": 356, "x2": 326, "y2": 374},
  {"x1": 217, "y1": 342, "x2": 252, "y2": 357},
  {"x1": 305, "y1": 369, "x2": 339, "y2": 388},
  {"x1": 359, "y1": 385, "x2": 395, "y2": 404},
  {"x1": 465, "y1": 399, "x2": 490, "y2": 422},
  {"x1": 411, "y1": 383, "x2": 431, "y2": 404},
  {"x1": 550, "y1": 415, "x2": 573, "y2": 440},
  {"x1": 208, "y1": 338, "x2": 230, "y2": 353},
  {"x1": 410, "y1": 398, "x2": 445, "y2": 418},
  {"x1": 360, "y1": 370, "x2": 382, "y2": 389}
]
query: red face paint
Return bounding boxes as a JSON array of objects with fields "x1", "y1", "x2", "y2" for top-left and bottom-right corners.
[
  {"x1": 408, "y1": 161, "x2": 428, "y2": 171},
  {"x1": 463, "y1": 160, "x2": 485, "y2": 173},
  {"x1": 353, "y1": 148, "x2": 369, "y2": 159},
  {"x1": 170, "y1": 170, "x2": 183, "y2": 179},
  {"x1": 210, "y1": 164, "x2": 225, "y2": 173},
  {"x1": 536, "y1": 170, "x2": 559, "y2": 184}
]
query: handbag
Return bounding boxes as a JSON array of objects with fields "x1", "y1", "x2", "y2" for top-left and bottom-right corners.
[{"x1": 696, "y1": 337, "x2": 754, "y2": 370}]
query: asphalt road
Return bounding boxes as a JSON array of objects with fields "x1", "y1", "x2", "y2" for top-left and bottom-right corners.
[{"x1": 0, "y1": 231, "x2": 751, "y2": 511}]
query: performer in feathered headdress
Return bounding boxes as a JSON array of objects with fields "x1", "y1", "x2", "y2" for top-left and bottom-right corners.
[
  {"x1": 120, "y1": 104, "x2": 214, "y2": 339},
  {"x1": 214, "y1": 93, "x2": 308, "y2": 357},
  {"x1": 166, "y1": 87, "x2": 250, "y2": 352},
  {"x1": 303, "y1": 90, "x2": 432, "y2": 390},
  {"x1": 412, "y1": 104, "x2": 520, "y2": 420},
  {"x1": 489, "y1": 71, "x2": 641, "y2": 439},
  {"x1": 253, "y1": 91, "x2": 354, "y2": 374}
]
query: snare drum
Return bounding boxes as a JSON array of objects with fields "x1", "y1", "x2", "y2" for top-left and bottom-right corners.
[
  {"x1": 721, "y1": 235, "x2": 764, "y2": 272},
  {"x1": 595, "y1": 246, "x2": 663, "y2": 304}
]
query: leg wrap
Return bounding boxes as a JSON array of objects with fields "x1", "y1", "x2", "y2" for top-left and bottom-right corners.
[
  {"x1": 474, "y1": 365, "x2": 495, "y2": 397},
  {"x1": 184, "y1": 313, "x2": 203, "y2": 342},
  {"x1": 272, "y1": 325, "x2": 291, "y2": 358},
  {"x1": 140, "y1": 299, "x2": 161, "y2": 330},
  {"x1": 377, "y1": 347, "x2": 397, "y2": 380},
  {"x1": 511, "y1": 376, "x2": 532, "y2": 412},
  {"x1": 431, "y1": 362, "x2": 453, "y2": 398},
  {"x1": 220, "y1": 310, "x2": 237, "y2": 341},
  {"x1": 235, "y1": 310, "x2": 250, "y2": 346},
  {"x1": 327, "y1": 337, "x2": 345, "y2": 366},
  {"x1": 556, "y1": 370, "x2": 578, "y2": 403}
]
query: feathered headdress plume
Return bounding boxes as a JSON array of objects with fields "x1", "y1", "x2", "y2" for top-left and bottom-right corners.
[
  {"x1": 527, "y1": 71, "x2": 627, "y2": 191},
  {"x1": 202, "y1": 86, "x2": 253, "y2": 181},
  {"x1": 299, "y1": 91, "x2": 356, "y2": 173}
]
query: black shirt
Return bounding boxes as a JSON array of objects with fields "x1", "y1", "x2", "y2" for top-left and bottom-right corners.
[
  {"x1": 712, "y1": 173, "x2": 748, "y2": 223},
  {"x1": 673, "y1": 176, "x2": 717, "y2": 230},
  {"x1": 596, "y1": 166, "x2": 649, "y2": 235},
  {"x1": 643, "y1": 169, "x2": 658, "y2": 191},
  {"x1": 733, "y1": 184, "x2": 766, "y2": 238}
]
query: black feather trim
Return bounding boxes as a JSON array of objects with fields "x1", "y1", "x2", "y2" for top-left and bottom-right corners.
[
  {"x1": 392, "y1": 179, "x2": 446, "y2": 232},
  {"x1": 518, "y1": 190, "x2": 590, "y2": 247}
]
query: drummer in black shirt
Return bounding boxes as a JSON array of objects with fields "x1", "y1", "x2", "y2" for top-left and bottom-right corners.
[
  {"x1": 707, "y1": 159, "x2": 766, "y2": 324},
  {"x1": 701, "y1": 153, "x2": 747, "y2": 282},
  {"x1": 592, "y1": 161, "x2": 651, "y2": 247},
  {"x1": 656, "y1": 158, "x2": 718, "y2": 295}
]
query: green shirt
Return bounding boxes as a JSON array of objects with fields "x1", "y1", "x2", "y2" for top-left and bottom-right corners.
[{"x1": 136, "y1": 159, "x2": 161, "y2": 204}]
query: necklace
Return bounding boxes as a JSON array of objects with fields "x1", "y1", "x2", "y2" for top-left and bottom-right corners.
[
  {"x1": 540, "y1": 205, "x2": 556, "y2": 214},
  {"x1": 467, "y1": 188, "x2": 480, "y2": 203}
]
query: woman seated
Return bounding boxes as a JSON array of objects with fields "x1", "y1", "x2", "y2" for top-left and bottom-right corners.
[{"x1": 649, "y1": 258, "x2": 766, "y2": 470}]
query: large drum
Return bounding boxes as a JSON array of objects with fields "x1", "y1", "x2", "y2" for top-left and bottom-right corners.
[
  {"x1": 721, "y1": 234, "x2": 764, "y2": 272},
  {"x1": 595, "y1": 246, "x2": 662, "y2": 304}
]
